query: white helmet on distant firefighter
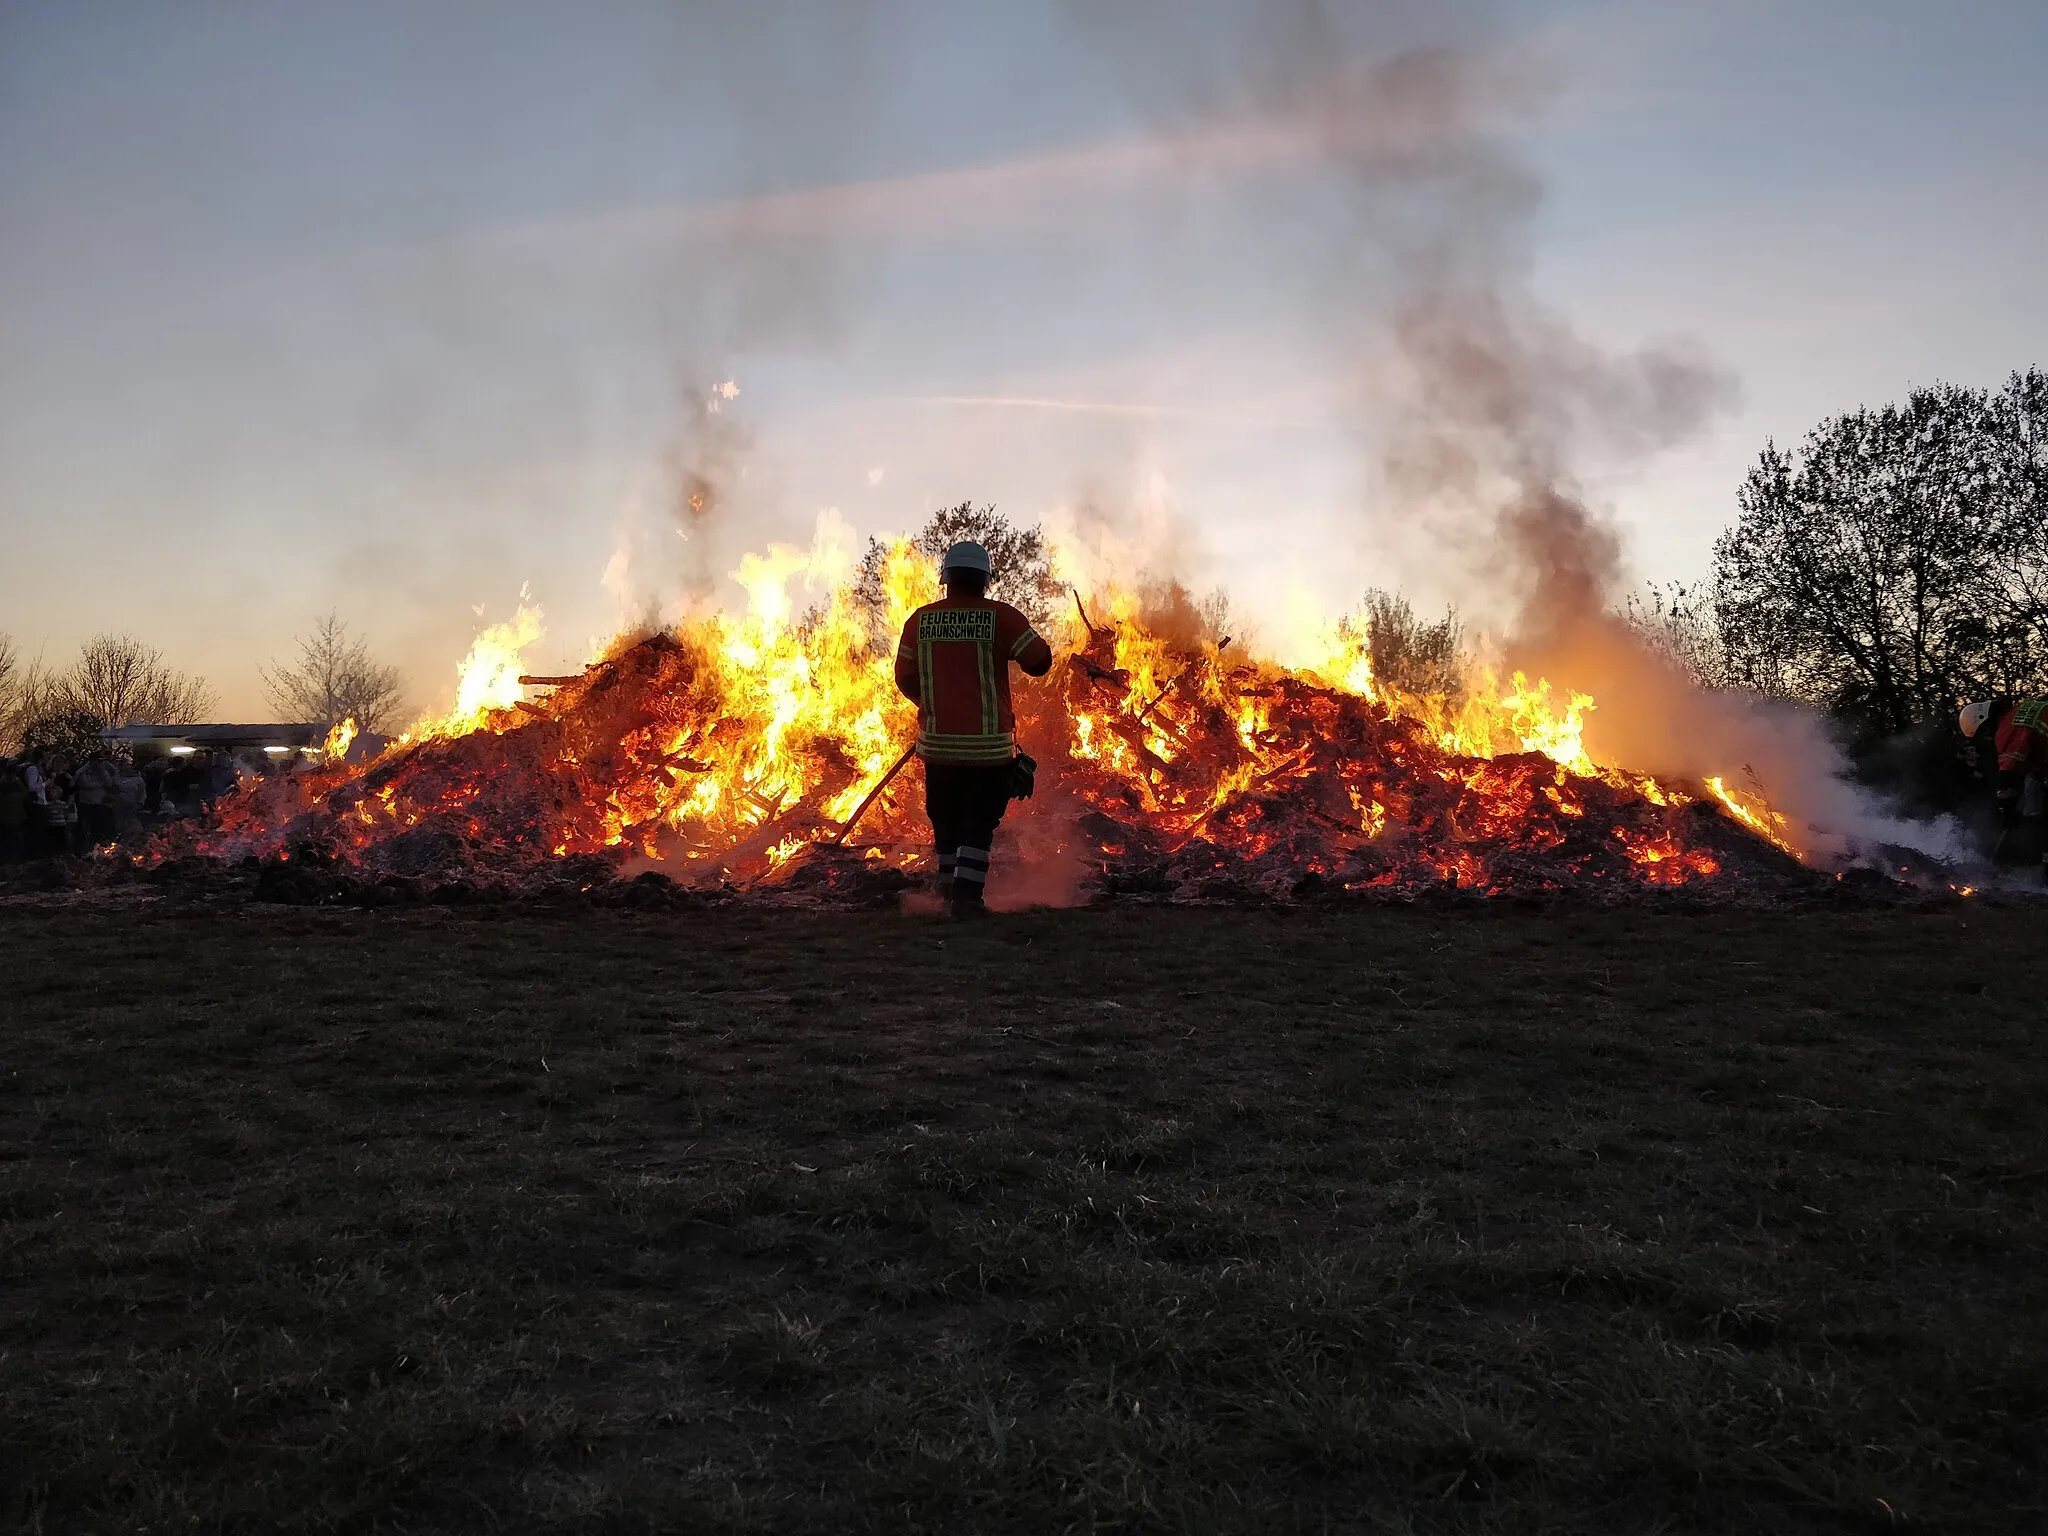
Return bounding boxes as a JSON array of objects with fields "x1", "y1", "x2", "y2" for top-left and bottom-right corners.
[
  {"x1": 1959, "y1": 699, "x2": 1997, "y2": 738},
  {"x1": 940, "y1": 540, "x2": 991, "y2": 580}
]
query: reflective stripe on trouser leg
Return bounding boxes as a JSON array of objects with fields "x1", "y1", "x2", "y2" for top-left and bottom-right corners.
[{"x1": 950, "y1": 846, "x2": 990, "y2": 911}]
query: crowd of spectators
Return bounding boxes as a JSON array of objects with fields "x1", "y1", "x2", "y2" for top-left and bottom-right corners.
[{"x1": 0, "y1": 746, "x2": 247, "y2": 862}]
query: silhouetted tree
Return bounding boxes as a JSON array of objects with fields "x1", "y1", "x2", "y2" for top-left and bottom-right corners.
[
  {"x1": 57, "y1": 634, "x2": 214, "y2": 729},
  {"x1": 0, "y1": 639, "x2": 64, "y2": 756},
  {"x1": 1623, "y1": 582, "x2": 1730, "y2": 692},
  {"x1": 263, "y1": 613, "x2": 407, "y2": 733},
  {"x1": 853, "y1": 503, "x2": 1062, "y2": 632},
  {"x1": 19, "y1": 706, "x2": 108, "y2": 759},
  {"x1": 4, "y1": 632, "x2": 212, "y2": 753},
  {"x1": 0, "y1": 633, "x2": 19, "y2": 752},
  {"x1": 1712, "y1": 370, "x2": 2048, "y2": 738},
  {"x1": 1347, "y1": 589, "x2": 1463, "y2": 699}
]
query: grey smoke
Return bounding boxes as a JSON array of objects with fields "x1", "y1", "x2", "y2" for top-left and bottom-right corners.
[
  {"x1": 1074, "y1": 2, "x2": 1974, "y2": 864},
  {"x1": 1067, "y1": 6, "x2": 1729, "y2": 632}
]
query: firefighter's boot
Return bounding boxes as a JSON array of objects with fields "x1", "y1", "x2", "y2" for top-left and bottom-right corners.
[{"x1": 949, "y1": 844, "x2": 991, "y2": 917}]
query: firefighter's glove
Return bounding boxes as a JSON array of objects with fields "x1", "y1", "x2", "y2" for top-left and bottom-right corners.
[
  {"x1": 1006, "y1": 752, "x2": 1037, "y2": 801},
  {"x1": 1997, "y1": 791, "x2": 2021, "y2": 830}
]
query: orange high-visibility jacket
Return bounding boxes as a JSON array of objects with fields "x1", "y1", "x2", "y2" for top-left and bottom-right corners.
[{"x1": 893, "y1": 598, "x2": 1053, "y2": 763}]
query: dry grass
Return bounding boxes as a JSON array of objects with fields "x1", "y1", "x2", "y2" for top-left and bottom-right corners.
[{"x1": 1, "y1": 901, "x2": 2043, "y2": 1533}]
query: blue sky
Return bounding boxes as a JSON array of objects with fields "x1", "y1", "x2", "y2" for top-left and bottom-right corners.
[{"x1": 1, "y1": 0, "x2": 2043, "y2": 715}]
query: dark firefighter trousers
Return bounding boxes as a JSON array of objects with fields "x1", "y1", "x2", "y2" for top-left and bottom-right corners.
[{"x1": 922, "y1": 760, "x2": 1014, "y2": 907}]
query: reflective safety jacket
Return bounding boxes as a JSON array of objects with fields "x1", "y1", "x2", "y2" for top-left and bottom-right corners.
[
  {"x1": 1995, "y1": 698, "x2": 2048, "y2": 779},
  {"x1": 893, "y1": 598, "x2": 1053, "y2": 763}
]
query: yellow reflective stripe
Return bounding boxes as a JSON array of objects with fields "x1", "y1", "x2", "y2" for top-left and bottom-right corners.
[
  {"x1": 916, "y1": 633, "x2": 938, "y2": 729},
  {"x1": 918, "y1": 735, "x2": 1016, "y2": 763},
  {"x1": 1009, "y1": 627, "x2": 1043, "y2": 660},
  {"x1": 978, "y1": 634, "x2": 999, "y2": 735}
]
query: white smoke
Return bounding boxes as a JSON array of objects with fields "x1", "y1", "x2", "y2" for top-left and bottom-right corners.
[{"x1": 1082, "y1": 2, "x2": 1966, "y2": 870}]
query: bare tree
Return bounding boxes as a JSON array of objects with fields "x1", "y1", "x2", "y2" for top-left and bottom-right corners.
[
  {"x1": 0, "y1": 633, "x2": 17, "y2": 752},
  {"x1": 0, "y1": 634, "x2": 38, "y2": 756},
  {"x1": 262, "y1": 613, "x2": 407, "y2": 733},
  {"x1": 5, "y1": 633, "x2": 212, "y2": 752},
  {"x1": 1194, "y1": 586, "x2": 1234, "y2": 646},
  {"x1": 1623, "y1": 583, "x2": 1730, "y2": 692},
  {"x1": 0, "y1": 643, "x2": 66, "y2": 755},
  {"x1": 60, "y1": 633, "x2": 215, "y2": 727}
]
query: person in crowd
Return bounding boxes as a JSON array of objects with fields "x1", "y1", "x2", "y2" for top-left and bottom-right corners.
[
  {"x1": 115, "y1": 756, "x2": 146, "y2": 839},
  {"x1": 21, "y1": 750, "x2": 51, "y2": 857},
  {"x1": 22, "y1": 748, "x2": 48, "y2": 815},
  {"x1": 73, "y1": 749, "x2": 119, "y2": 848},
  {"x1": 195, "y1": 749, "x2": 238, "y2": 813},
  {"x1": 0, "y1": 764, "x2": 28, "y2": 864},
  {"x1": 42, "y1": 768, "x2": 78, "y2": 857},
  {"x1": 142, "y1": 754, "x2": 167, "y2": 816},
  {"x1": 891, "y1": 539, "x2": 1054, "y2": 916},
  {"x1": 161, "y1": 753, "x2": 196, "y2": 818}
]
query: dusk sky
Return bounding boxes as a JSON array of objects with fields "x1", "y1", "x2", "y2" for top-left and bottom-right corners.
[{"x1": 2, "y1": 0, "x2": 2043, "y2": 719}]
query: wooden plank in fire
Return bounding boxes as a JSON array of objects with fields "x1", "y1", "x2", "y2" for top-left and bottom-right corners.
[
  {"x1": 1069, "y1": 655, "x2": 1130, "y2": 690},
  {"x1": 1169, "y1": 745, "x2": 1315, "y2": 847},
  {"x1": 721, "y1": 766, "x2": 859, "y2": 877},
  {"x1": 1101, "y1": 712, "x2": 1174, "y2": 778},
  {"x1": 739, "y1": 784, "x2": 787, "y2": 817},
  {"x1": 1133, "y1": 637, "x2": 1230, "y2": 726},
  {"x1": 828, "y1": 741, "x2": 916, "y2": 846},
  {"x1": 1071, "y1": 587, "x2": 1108, "y2": 643},
  {"x1": 721, "y1": 807, "x2": 830, "y2": 871}
]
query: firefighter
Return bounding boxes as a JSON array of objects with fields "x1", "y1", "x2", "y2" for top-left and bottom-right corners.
[
  {"x1": 1960, "y1": 697, "x2": 2048, "y2": 879},
  {"x1": 893, "y1": 540, "x2": 1053, "y2": 915}
]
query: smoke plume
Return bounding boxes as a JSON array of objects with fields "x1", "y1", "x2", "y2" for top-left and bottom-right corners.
[
  {"x1": 1079, "y1": 3, "x2": 1961, "y2": 859},
  {"x1": 604, "y1": 378, "x2": 759, "y2": 629}
]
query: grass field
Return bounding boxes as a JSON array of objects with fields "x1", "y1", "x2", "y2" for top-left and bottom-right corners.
[{"x1": 2, "y1": 899, "x2": 2043, "y2": 1533}]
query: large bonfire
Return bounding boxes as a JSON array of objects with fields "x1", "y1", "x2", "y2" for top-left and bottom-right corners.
[{"x1": 170, "y1": 529, "x2": 1811, "y2": 905}]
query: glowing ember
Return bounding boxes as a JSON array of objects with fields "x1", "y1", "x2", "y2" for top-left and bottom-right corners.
[{"x1": 1614, "y1": 828, "x2": 1722, "y2": 885}]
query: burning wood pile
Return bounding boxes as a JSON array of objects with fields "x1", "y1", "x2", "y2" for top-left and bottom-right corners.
[{"x1": 153, "y1": 539, "x2": 1821, "y2": 908}]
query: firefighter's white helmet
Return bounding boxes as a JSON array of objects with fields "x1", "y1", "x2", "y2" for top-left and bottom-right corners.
[
  {"x1": 941, "y1": 541, "x2": 991, "y2": 578},
  {"x1": 1959, "y1": 699, "x2": 1996, "y2": 738}
]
